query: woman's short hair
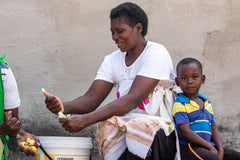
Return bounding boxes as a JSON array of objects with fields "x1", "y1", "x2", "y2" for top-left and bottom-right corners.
[{"x1": 110, "y1": 2, "x2": 148, "y2": 36}]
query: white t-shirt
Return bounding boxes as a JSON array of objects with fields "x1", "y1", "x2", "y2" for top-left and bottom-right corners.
[
  {"x1": 1, "y1": 63, "x2": 21, "y2": 110},
  {"x1": 95, "y1": 41, "x2": 175, "y2": 84}
]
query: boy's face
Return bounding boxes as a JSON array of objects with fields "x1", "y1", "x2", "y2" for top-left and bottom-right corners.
[{"x1": 175, "y1": 63, "x2": 205, "y2": 96}]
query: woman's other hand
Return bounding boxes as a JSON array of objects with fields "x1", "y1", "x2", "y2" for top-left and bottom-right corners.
[
  {"x1": 43, "y1": 89, "x2": 64, "y2": 114},
  {"x1": 59, "y1": 115, "x2": 89, "y2": 133}
]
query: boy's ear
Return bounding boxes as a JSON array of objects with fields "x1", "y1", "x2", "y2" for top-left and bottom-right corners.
[
  {"x1": 201, "y1": 75, "x2": 206, "y2": 84},
  {"x1": 175, "y1": 77, "x2": 180, "y2": 86}
]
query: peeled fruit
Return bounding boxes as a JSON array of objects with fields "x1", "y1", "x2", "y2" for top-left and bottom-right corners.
[
  {"x1": 27, "y1": 138, "x2": 35, "y2": 146},
  {"x1": 21, "y1": 142, "x2": 26, "y2": 146},
  {"x1": 58, "y1": 112, "x2": 70, "y2": 119},
  {"x1": 21, "y1": 138, "x2": 37, "y2": 152},
  {"x1": 31, "y1": 146, "x2": 37, "y2": 152}
]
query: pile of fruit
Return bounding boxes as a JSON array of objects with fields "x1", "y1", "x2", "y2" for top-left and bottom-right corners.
[{"x1": 20, "y1": 137, "x2": 37, "y2": 152}]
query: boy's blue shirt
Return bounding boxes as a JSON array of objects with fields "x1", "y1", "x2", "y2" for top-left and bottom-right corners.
[{"x1": 172, "y1": 93, "x2": 216, "y2": 145}]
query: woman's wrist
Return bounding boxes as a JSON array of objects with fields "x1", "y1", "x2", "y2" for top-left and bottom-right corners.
[
  {"x1": 83, "y1": 113, "x2": 96, "y2": 127},
  {"x1": 84, "y1": 109, "x2": 106, "y2": 126},
  {"x1": 18, "y1": 129, "x2": 26, "y2": 136},
  {"x1": 0, "y1": 124, "x2": 7, "y2": 135}
]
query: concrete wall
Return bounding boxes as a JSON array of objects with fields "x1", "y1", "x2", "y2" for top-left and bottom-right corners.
[{"x1": 0, "y1": 0, "x2": 239, "y2": 159}]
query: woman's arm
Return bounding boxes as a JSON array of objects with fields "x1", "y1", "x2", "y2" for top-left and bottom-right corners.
[
  {"x1": 63, "y1": 80, "x2": 114, "y2": 114},
  {"x1": 59, "y1": 75, "x2": 159, "y2": 133},
  {"x1": 88, "y1": 75, "x2": 158, "y2": 120},
  {"x1": 45, "y1": 80, "x2": 114, "y2": 114}
]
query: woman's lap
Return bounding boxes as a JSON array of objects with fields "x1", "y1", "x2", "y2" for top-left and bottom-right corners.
[{"x1": 118, "y1": 129, "x2": 176, "y2": 160}]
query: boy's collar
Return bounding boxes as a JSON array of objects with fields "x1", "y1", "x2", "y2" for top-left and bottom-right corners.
[{"x1": 176, "y1": 93, "x2": 208, "y2": 103}]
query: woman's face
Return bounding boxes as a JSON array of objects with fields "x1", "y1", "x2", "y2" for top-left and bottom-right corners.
[{"x1": 110, "y1": 18, "x2": 140, "y2": 52}]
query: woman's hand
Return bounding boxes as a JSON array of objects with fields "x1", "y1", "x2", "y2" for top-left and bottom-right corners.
[
  {"x1": 3, "y1": 111, "x2": 21, "y2": 135},
  {"x1": 59, "y1": 115, "x2": 89, "y2": 133},
  {"x1": 43, "y1": 89, "x2": 64, "y2": 114},
  {"x1": 17, "y1": 132, "x2": 40, "y2": 156}
]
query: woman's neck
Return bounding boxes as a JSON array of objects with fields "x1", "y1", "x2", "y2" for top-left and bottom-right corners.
[{"x1": 125, "y1": 39, "x2": 147, "y2": 66}]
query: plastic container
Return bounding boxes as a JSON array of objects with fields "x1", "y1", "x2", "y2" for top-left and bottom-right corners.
[{"x1": 35, "y1": 136, "x2": 92, "y2": 160}]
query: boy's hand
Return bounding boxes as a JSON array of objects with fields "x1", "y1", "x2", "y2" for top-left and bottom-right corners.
[
  {"x1": 3, "y1": 111, "x2": 22, "y2": 135},
  {"x1": 209, "y1": 145, "x2": 219, "y2": 155},
  {"x1": 217, "y1": 149, "x2": 224, "y2": 160}
]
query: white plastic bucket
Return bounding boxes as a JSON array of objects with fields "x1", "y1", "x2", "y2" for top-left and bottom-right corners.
[{"x1": 35, "y1": 136, "x2": 92, "y2": 160}]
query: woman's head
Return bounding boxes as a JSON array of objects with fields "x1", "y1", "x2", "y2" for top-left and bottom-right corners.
[{"x1": 110, "y1": 2, "x2": 148, "y2": 37}]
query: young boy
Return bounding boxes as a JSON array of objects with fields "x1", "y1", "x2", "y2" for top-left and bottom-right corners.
[{"x1": 172, "y1": 57, "x2": 240, "y2": 160}]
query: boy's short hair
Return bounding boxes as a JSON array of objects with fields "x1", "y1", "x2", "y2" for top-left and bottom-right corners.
[
  {"x1": 176, "y1": 57, "x2": 202, "y2": 75},
  {"x1": 110, "y1": 2, "x2": 148, "y2": 36}
]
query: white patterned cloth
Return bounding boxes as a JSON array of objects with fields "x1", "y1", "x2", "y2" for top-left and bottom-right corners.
[{"x1": 96, "y1": 80, "x2": 181, "y2": 160}]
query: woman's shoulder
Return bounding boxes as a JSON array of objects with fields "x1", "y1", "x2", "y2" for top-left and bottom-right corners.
[
  {"x1": 1, "y1": 63, "x2": 12, "y2": 77},
  {"x1": 145, "y1": 41, "x2": 169, "y2": 55},
  {"x1": 147, "y1": 41, "x2": 165, "y2": 47}
]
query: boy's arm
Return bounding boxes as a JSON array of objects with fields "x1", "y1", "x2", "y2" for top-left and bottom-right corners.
[
  {"x1": 179, "y1": 123, "x2": 218, "y2": 155},
  {"x1": 173, "y1": 102, "x2": 218, "y2": 155},
  {"x1": 211, "y1": 125, "x2": 224, "y2": 160}
]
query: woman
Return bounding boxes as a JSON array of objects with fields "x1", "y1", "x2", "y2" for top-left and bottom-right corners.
[
  {"x1": 44, "y1": 2, "x2": 179, "y2": 160},
  {"x1": 0, "y1": 55, "x2": 40, "y2": 159}
]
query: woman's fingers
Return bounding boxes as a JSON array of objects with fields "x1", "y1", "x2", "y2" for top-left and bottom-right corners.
[
  {"x1": 59, "y1": 116, "x2": 84, "y2": 133},
  {"x1": 22, "y1": 146, "x2": 32, "y2": 156},
  {"x1": 56, "y1": 96, "x2": 64, "y2": 112},
  {"x1": 59, "y1": 118, "x2": 75, "y2": 133},
  {"x1": 4, "y1": 111, "x2": 12, "y2": 120},
  {"x1": 45, "y1": 96, "x2": 62, "y2": 114},
  {"x1": 5, "y1": 117, "x2": 22, "y2": 134},
  {"x1": 59, "y1": 118, "x2": 68, "y2": 124},
  {"x1": 42, "y1": 88, "x2": 64, "y2": 113}
]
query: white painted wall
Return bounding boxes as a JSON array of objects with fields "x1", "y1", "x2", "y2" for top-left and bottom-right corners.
[{"x1": 0, "y1": 0, "x2": 239, "y2": 159}]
